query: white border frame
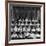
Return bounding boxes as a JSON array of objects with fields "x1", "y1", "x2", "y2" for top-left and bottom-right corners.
[{"x1": 8, "y1": 3, "x2": 44, "y2": 44}]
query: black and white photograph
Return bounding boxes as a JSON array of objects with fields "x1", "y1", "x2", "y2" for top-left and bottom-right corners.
[
  {"x1": 7, "y1": 2, "x2": 45, "y2": 44},
  {"x1": 10, "y1": 5, "x2": 41, "y2": 39}
]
